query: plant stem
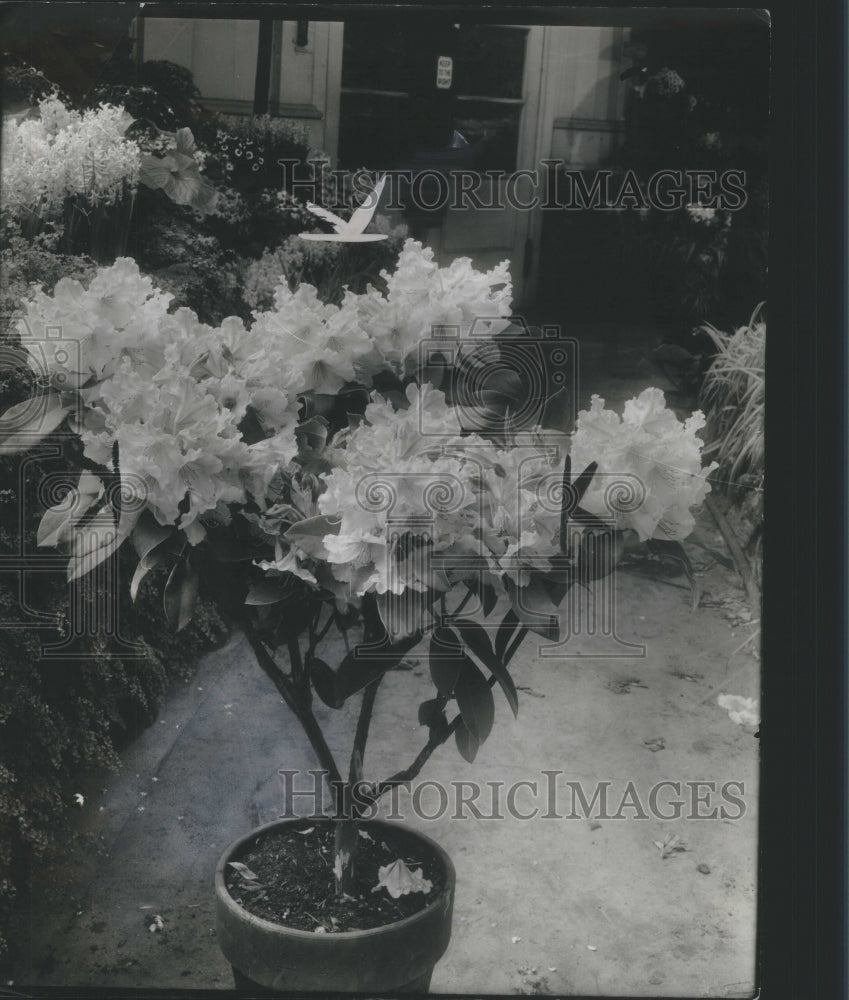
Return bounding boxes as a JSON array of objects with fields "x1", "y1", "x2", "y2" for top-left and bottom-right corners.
[
  {"x1": 369, "y1": 674, "x2": 500, "y2": 803},
  {"x1": 368, "y1": 614, "x2": 534, "y2": 806},
  {"x1": 350, "y1": 675, "x2": 381, "y2": 787},
  {"x1": 244, "y1": 626, "x2": 343, "y2": 788},
  {"x1": 503, "y1": 626, "x2": 529, "y2": 666},
  {"x1": 447, "y1": 584, "x2": 475, "y2": 619}
]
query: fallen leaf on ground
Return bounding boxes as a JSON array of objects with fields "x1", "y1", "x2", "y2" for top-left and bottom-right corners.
[
  {"x1": 227, "y1": 861, "x2": 260, "y2": 881},
  {"x1": 372, "y1": 858, "x2": 432, "y2": 899},
  {"x1": 717, "y1": 694, "x2": 760, "y2": 726},
  {"x1": 642, "y1": 737, "x2": 666, "y2": 752},
  {"x1": 653, "y1": 834, "x2": 688, "y2": 859}
]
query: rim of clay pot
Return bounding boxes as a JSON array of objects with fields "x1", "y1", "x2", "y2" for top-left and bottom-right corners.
[{"x1": 215, "y1": 816, "x2": 456, "y2": 941}]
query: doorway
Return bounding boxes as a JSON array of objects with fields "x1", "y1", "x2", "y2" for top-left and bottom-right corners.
[{"x1": 338, "y1": 20, "x2": 545, "y2": 306}]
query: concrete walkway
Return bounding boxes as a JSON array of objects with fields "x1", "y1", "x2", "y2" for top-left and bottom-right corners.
[{"x1": 14, "y1": 324, "x2": 760, "y2": 996}]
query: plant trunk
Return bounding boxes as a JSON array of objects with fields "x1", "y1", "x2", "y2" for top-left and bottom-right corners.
[{"x1": 333, "y1": 814, "x2": 360, "y2": 896}]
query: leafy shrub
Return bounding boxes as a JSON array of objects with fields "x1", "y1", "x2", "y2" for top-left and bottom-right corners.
[
  {"x1": 0, "y1": 246, "x2": 228, "y2": 962},
  {"x1": 0, "y1": 444, "x2": 228, "y2": 962},
  {"x1": 243, "y1": 215, "x2": 409, "y2": 308}
]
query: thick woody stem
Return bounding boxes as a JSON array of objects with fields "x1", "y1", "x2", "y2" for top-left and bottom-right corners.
[{"x1": 243, "y1": 626, "x2": 343, "y2": 788}]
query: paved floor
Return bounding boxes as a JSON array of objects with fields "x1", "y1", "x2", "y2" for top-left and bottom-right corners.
[{"x1": 12, "y1": 323, "x2": 761, "y2": 996}]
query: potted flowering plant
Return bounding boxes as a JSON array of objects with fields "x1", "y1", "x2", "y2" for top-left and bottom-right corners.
[{"x1": 0, "y1": 240, "x2": 714, "y2": 992}]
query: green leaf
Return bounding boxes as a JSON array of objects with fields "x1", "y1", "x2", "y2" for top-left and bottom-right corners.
[
  {"x1": 418, "y1": 698, "x2": 441, "y2": 727},
  {"x1": 506, "y1": 578, "x2": 560, "y2": 640},
  {"x1": 429, "y1": 627, "x2": 465, "y2": 696},
  {"x1": 455, "y1": 658, "x2": 495, "y2": 743},
  {"x1": 163, "y1": 556, "x2": 199, "y2": 631},
  {"x1": 494, "y1": 608, "x2": 519, "y2": 661},
  {"x1": 0, "y1": 393, "x2": 70, "y2": 455},
  {"x1": 572, "y1": 462, "x2": 598, "y2": 504},
  {"x1": 37, "y1": 501, "x2": 73, "y2": 548},
  {"x1": 66, "y1": 507, "x2": 119, "y2": 581},
  {"x1": 453, "y1": 618, "x2": 519, "y2": 717},
  {"x1": 131, "y1": 511, "x2": 174, "y2": 562},
  {"x1": 480, "y1": 581, "x2": 498, "y2": 617},
  {"x1": 465, "y1": 576, "x2": 498, "y2": 617},
  {"x1": 174, "y1": 127, "x2": 198, "y2": 156},
  {"x1": 295, "y1": 416, "x2": 329, "y2": 452},
  {"x1": 308, "y1": 656, "x2": 340, "y2": 709},
  {"x1": 326, "y1": 631, "x2": 422, "y2": 708},
  {"x1": 245, "y1": 580, "x2": 290, "y2": 605},
  {"x1": 130, "y1": 542, "x2": 172, "y2": 601},
  {"x1": 454, "y1": 719, "x2": 480, "y2": 763},
  {"x1": 139, "y1": 153, "x2": 177, "y2": 191}
]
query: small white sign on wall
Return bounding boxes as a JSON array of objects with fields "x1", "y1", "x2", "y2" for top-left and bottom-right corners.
[{"x1": 436, "y1": 55, "x2": 453, "y2": 89}]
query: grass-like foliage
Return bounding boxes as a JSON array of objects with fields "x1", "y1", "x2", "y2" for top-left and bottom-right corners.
[{"x1": 698, "y1": 303, "x2": 765, "y2": 492}]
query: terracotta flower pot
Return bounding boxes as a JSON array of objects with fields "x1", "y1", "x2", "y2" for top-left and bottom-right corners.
[{"x1": 215, "y1": 817, "x2": 456, "y2": 993}]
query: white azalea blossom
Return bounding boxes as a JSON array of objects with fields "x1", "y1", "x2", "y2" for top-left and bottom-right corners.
[
  {"x1": 15, "y1": 244, "x2": 712, "y2": 612},
  {"x1": 570, "y1": 388, "x2": 718, "y2": 541}
]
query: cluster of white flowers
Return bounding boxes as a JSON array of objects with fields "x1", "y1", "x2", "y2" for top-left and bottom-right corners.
[
  {"x1": 18, "y1": 259, "x2": 301, "y2": 536},
  {"x1": 17, "y1": 244, "x2": 713, "y2": 604},
  {"x1": 1, "y1": 97, "x2": 140, "y2": 219},
  {"x1": 250, "y1": 238, "x2": 512, "y2": 390},
  {"x1": 18, "y1": 241, "x2": 510, "y2": 544},
  {"x1": 297, "y1": 383, "x2": 565, "y2": 603},
  {"x1": 570, "y1": 388, "x2": 718, "y2": 541}
]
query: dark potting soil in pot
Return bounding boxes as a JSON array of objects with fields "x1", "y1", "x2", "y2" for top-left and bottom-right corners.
[{"x1": 223, "y1": 823, "x2": 445, "y2": 933}]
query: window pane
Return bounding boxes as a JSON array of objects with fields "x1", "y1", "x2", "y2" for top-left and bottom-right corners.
[{"x1": 454, "y1": 25, "x2": 527, "y2": 99}]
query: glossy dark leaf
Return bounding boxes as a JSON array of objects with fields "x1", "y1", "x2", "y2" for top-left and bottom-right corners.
[
  {"x1": 131, "y1": 511, "x2": 174, "y2": 562},
  {"x1": 572, "y1": 462, "x2": 598, "y2": 504},
  {"x1": 454, "y1": 719, "x2": 480, "y2": 763},
  {"x1": 455, "y1": 658, "x2": 494, "y2": 743},
  {"x1": 163, "y1": 556, "x2": 199, "y2": 631},
  {"x1": 130, "y1": 542, "x2": 172, "y2": 601},
  {"x1": 506, "y1": 578, "x2": 560, "y2": 641},
  {"x1": 0, "y1": 392, "x2": 70, "y2": 455},
  {"x1": 245, "y1": 580, "x2": 289, "y2": 605},
  {"x1": 494, "y1": 608, "x2": 519, "y2": 661},
  {"x1": 453, "y1": 618, "x2": 519, "y2": 718},
  {"x1": 418, "y1": 698, "x2": 441, "y2": 727},
  {"x1": 330, "y1": 631, "x2": 422, "y2": 706},
  {"x1": 481, "y1": 580, "x2": 498, "y2": 617},
  {"x1": 309, "y1": 656, "x2": 340, "y2": 709},
  {"x1": 429, "y1": 627, "x2": 465, "y2": 696}
]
